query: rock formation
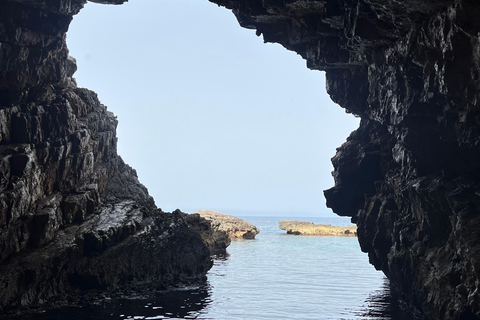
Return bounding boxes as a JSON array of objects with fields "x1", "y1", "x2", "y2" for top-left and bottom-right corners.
[
  {"x1": 196, "y1": 210, "x2": 260, "y2": 239},
  {"x1": 0, "y1": 0, "x2": 220, "y2": 314},
  {"x1": 191, "y1": 212, "x2": 232, "y2": 254},
  {"x1": 205, "y1": 0, "x2": 479, "y2": 319},
  {"x1": 2, "y1": 0, "x2": 480, "y2": 319},
  {"x1": 279, "y1": 220, "x2": 357, "y2": 236}
]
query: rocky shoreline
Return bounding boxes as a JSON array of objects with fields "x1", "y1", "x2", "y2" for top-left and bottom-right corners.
[
  {"x1": 196, "y1": 210, "x2": 260, "y2": 240},
  {"x1": 0, "y1": 209, "x2": 220, "y2": 315},
  {"x1": 279, "y1": 220, "x2": 357, "y2": 237}
]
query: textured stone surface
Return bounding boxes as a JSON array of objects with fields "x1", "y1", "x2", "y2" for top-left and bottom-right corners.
[
  {"x1": 279, "y1": 220, "x2": 357, "y2": 236},
  {"x1": 206, "y1": 0, "x2": 480, "y2": 319},
  {"x1": 0, "y1": 0, "x2": 218, "y2": 314},
  {"x1": 196, "y1": 210, "x2": 260, "y2": 240},
  {"x1": 2, "y1": 0, "x2": 480, "y2": 318}
]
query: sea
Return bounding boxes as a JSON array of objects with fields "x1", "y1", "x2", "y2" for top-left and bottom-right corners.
[{"x1": 25, "y1": 216, "x2": 393, "y2": 320}]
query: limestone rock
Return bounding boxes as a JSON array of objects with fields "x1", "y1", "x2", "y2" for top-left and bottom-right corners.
[
  {"x1": 279, "y1": 220, "x2": 357, "y2": 237},
  {"x1": 196, "y1": 210, "x2": 260, "y2": 240}
]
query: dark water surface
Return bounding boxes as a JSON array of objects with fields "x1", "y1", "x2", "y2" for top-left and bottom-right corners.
[{"x1": 28, "y1": 216, "x2": 393, "y2": 320}]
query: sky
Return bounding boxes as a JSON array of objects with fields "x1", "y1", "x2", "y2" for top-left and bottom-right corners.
[{"x1": 66, "y1": 0, "x2": 359, "y2": 217}]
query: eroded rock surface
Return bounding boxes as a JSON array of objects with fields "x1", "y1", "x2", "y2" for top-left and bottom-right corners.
[
  {"x1": 196, "y1": 210, "x2": 260, "y2": 240},
  {"x1": 206, "y1": 0, "x2": 480, "y2": 319},
  {"x1": 0, "y1": 0, "x2": 216, "y2": 314}
]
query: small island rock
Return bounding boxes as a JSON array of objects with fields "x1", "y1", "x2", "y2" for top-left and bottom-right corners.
[
  {"x1": 279, "y1": 220, "x2": 357, "y2": 237},
  {"x1": 196, "y1": 210, "x2": 260, "y2": 239}
]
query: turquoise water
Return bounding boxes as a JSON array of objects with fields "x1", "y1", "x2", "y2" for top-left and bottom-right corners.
[{"x1": 27, "y1": 216, "x2": 392, "y2": 320}]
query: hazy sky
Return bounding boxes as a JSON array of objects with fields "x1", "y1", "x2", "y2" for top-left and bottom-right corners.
[{"x1": 67, "y1": 0, "x2": 359, "y2": 217}]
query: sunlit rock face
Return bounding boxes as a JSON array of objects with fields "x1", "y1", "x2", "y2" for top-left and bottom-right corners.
[
  {"x1": 0, "y1": 0, "x2": 218, "y2": 313},
  {"x1": 208, "y1": 0, "x2": 480, "y2": 319}
]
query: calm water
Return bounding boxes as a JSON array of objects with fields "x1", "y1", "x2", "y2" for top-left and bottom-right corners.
[{"x1": 27, "y1": 216, "x2": 393, "y2": 320}]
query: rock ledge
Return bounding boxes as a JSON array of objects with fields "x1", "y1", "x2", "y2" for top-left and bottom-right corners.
[
  {"x1": 279, "y1": 220, "x2": 357, "y2": 237},
  {"x1": 196, "y1": 210, "x2": 259, "y2": 239}
]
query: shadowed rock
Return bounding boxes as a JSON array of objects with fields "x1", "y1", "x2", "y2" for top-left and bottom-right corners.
[{"x1": 279, "y1": 220, "x2": 357, "y2": 237}]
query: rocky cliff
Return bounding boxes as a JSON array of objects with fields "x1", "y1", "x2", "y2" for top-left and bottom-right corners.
[
  {"x1": 0, "y1": 0, "x2": 220, "y2": 313},
  {"x1": 206, "y1": 0, "x2": 480, "y2": 319}
]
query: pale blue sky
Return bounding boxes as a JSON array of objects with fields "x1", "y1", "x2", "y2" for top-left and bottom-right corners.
[{"x1": 67, "y1": 0, "x2": 359, "y2": 217}]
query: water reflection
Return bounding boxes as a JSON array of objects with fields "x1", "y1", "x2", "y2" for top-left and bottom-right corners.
[
  {"x1": 15, "y1": 256, "x2": 395, "y2": 320},
  {"x1": 21, "y1": 285, "x2": 212, "y2": 320},
  {"x1": 14, "y1": 217, "x2": 398, "y2": 320},
  {"x1": 355, "y1": 278, "x2": 393, "y2": 320}
]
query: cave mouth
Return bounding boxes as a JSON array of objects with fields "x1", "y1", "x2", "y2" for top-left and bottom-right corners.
[
  {"x1": 4, "y1": 0, "x2": 480, "y2": 318},
  {"x1": 67, "y1": 0, "x2": 359, "y2": 216}
]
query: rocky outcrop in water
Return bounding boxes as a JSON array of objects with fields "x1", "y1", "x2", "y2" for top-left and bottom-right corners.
[
  {"x1": 196, "y1": 210, "x2": 260, "y2": 240},
  {"x1": 0, "y1": 0, "x2": 218, "y2": 314},
  {"x1": 279, "y1": 220, "x2": 357, "y2": 236},
  {"x1": 207, "y1": 0, "x2": 480, "y2": 319}
]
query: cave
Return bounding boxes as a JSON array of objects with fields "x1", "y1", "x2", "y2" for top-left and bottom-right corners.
[{"x1": 1, "y1": 0, "x2": 480, "y2": 319}]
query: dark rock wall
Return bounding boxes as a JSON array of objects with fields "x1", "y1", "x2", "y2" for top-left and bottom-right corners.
[
  {"x1": 207, "y1": 0, "x2": 480, "y2": 319},
  {"x1": 0, "y1": 0, "x2": 217, "y2": 313},
  {"x1": 2, "y1": 0, "x2": 480, "y2": 318}
]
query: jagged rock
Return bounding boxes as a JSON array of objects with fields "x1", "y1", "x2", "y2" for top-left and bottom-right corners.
[
  {"x1": 196, "y1": 210, "x2": 260, "y2": 240},
  {"x1": 206, "y1": 0, "x2": 480, "y2": 319},
  {"x1": 2, "y1": 0, "x2": 480, "y2": 319},
  {"x1": 0, "y1": 0, "x2": 216, "y2": 314},
  {"x1": 279, "y1": 220, "x2": 357, "y2": 237},
  {"x1": 0, "y1": 208, "x2": 213, "y2": 313}
]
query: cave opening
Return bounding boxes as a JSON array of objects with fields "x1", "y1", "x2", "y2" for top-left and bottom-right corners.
[
  {"x1": 0, "y1": 0, "x2": 400, "y2": 317},
  {"x1": 3, "y1": 0, "x2": 480, "y2": 318},
  {"x1": 67, "y1": 0, "x2": 359, "y2": 217}
]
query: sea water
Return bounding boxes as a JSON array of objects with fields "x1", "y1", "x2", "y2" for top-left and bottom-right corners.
[{"x1": 28, "y1": 216, "x2": 392, "y2": 320}]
